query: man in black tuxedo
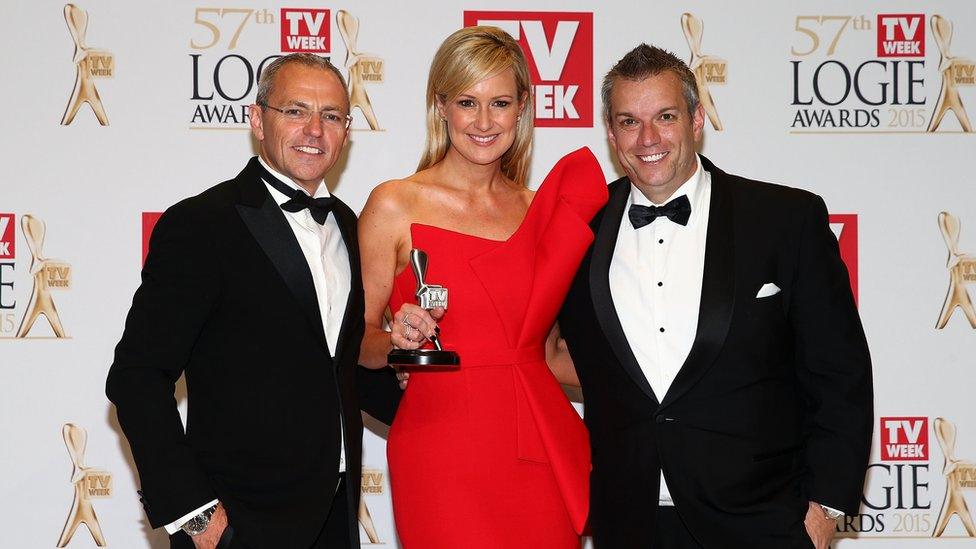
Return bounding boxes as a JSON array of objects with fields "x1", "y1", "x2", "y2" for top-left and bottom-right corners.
[
  {"x1": 558, "y1": 45, "x2": 873, "y2": 548},
  {"x1": 106, "y1": 54, "x2": 399, "y2": 549}
]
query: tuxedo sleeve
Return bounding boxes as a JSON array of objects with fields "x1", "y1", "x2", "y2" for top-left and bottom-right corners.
[
  {"x1": 789, "y1": 195, "x2": 873, "y2": 515},
  {"x1": 356, "y1": 365, "x2": 401, "y2": 424},
  {"x1": 106, "y1": 201, "x2": 219, "y2": 528}
]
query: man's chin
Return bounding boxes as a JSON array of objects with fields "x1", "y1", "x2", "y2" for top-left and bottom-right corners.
[{"x1": 287, "y1": 163, "x2": 330, "y2": 183}]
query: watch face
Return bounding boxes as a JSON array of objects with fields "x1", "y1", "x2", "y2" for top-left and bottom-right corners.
[{"x1": 183, "y1": 514, "x2": 210, "y2": 536}]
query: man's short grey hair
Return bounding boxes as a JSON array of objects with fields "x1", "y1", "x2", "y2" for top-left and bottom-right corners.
[
  {"x1": 255, "y1": 53, "x2": 348, "y2": 106},
  {"x1": 601, "y1": 44, "x2": 699, "y2": 121}
]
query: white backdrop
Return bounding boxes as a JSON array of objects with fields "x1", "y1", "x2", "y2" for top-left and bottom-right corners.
[{"x1": 2, "y1": 1, "x2": 975, "y2": 547}]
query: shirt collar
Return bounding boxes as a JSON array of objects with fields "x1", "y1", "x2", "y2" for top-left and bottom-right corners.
[
  {"x1": 628, "y1": 155, "x2": 704, "y2": 211},
  {"x1": 257, "y1": 156, "x2": 331, "y2": 204}
]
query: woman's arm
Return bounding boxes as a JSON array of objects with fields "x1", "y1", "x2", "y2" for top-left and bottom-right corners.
[
  {"x1": 359, "y1": 181, "x2": 440, "y2": 369},
  {"x1": 545, "y1": 322, "x2": 580, "y2": 386}
]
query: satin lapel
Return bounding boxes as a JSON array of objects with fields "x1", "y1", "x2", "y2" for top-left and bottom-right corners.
[
  {"x1": 659, "y1": 161, "x2": 735, "y2": 410},
  {"x1": 235, "y1": 164, "x2": 328, "y2": 350},
  {"x1": 330, "y1": 198, "x2": 361, "y2": 366},
  {"x1": 589, "y1": 178, "x2": 657, "y2": 402}
]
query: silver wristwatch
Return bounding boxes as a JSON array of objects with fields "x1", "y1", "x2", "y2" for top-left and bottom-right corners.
[
  {"x1": 821, "y1": 505, "x2": 844, "y2": 521},
  {"x1": 181, "y1": 504, "x2": 218, "y2": 536}
]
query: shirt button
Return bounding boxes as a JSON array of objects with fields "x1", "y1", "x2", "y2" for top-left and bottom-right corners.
[
  {"x1": 659, "y1": 327, "x2": 665, "y2": 333},
  {"x1": 658, "y1": 239, "x2": 664, "y2": 244},
  {"x1": 657, "y1": 281, "x2": 663, "y2": 287}
]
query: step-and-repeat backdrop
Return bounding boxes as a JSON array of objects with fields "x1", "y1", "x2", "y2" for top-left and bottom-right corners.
[{"x1": 3, "y1": 1, "x2": 975, "y2": 547}]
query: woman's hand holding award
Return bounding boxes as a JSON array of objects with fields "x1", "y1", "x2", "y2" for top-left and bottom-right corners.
[{"x1": 388, "y1": 249, "x2": 460, "y2": 368}]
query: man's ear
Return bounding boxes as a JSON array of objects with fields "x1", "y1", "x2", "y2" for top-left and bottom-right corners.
[
  {"x1": 692, "y1": 103, "x2": 705, "y2": 142},
  {"x1": 249, "y1": 104, "x2": 265, "y2": 141}
]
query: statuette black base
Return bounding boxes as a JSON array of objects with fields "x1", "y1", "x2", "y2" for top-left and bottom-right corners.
[{"x1": 388, "y1": 348, "x2": 460, "y2": 368}]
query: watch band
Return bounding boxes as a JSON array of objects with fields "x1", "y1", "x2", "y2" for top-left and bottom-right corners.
[
  {"x1": 181, "y1": 504, "x2": 218, "y2": 536},
  {"x1": 820, "y1": 504, "x2": 844, "y2": 520}
]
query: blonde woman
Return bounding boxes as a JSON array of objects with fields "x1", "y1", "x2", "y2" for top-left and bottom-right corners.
[{"x1": 359, "y1": 27, "x2": 606, "y2": 548}]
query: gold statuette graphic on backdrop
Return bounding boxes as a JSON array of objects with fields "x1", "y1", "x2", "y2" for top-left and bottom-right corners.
[
  {"x1": 682, "y1": 13, "x2": 725, "y2": 131},
  {"x1": 927, "y1": 15, "x2": 974, "y2": 133},
  {"x1": 933, "y1": 418, "x2": 976, "y2": 537},
  {"x1": 57, "y1": 424, "x2": 111, "y2": 547},
  {"x1": 936, "y1": 212, "x2": 976, "y2": 329},
  {"x1": 15, "y1": 215, "x2": 70, "y2": 338},
  {"x1": 359, "y1": 468, "x2": 384, "y2": 544},
  {"x1": 337, "y1": 10, "x2": 383, "y2": 130},
  {"x1": 61, "y1": 4, "x2": 113, "y2": 126}
]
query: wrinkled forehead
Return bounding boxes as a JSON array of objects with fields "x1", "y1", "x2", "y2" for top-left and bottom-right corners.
[{"x1": 271, "y1": 65, "x2": 350, "y2": 109}]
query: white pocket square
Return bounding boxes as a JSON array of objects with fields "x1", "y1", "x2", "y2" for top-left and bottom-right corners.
[{"x1": 756, "y1": 283, "x2": 781, "y2": 298}]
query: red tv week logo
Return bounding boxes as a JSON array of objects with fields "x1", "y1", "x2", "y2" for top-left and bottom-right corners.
[
  {"x1": 281, "y1": 8, "x2": 330, "y2": 53},
  {"x1": 464, "y1": 11, "x2": 593, "y2": 127},
  {"x1": 142, "y1": 212, "x2": 162, "y2": 266},
  {"x1": 0, "y1": 214, "x2": 14, "y2": 259},
  {"x1": 877, "y1": 14, "x2": 925, "y2": 57},
  {"x1": 829, "y1": 214, "x2": 858, "y2": 305},
  {"x1": 880, "y1": 417, "x2": 928, "y2": 461}
]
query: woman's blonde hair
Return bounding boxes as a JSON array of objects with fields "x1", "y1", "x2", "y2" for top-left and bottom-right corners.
[{"x1": 417, "y1": 26, "x2": 534, "y2": 186}]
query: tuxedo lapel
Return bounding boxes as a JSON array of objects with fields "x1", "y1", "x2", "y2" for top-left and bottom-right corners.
[
  {"x1": 234, "y1": 158, "x2": 329, "y2": 352},
  {"x1": 329, "y1": 198, "x2": 361, "y2": 366},
  {"x1": 589, "y1": 178, "x2": 657, "y2": 402},
  {"x1": 659, "y1": 157, "x2": 735, "y2": 410}
]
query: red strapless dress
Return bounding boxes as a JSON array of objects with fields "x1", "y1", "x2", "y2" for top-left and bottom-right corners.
[{"x1": 386, "y1": 148, "x2": 607, "y2": 548}]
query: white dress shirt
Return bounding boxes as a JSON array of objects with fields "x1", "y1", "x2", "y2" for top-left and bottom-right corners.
[
  {"x1": 609, "y1": 157, "x2": 710, "y2": 506},
  {"x1": 165, "y1": 158, "x2": 350, "y2": 533}
]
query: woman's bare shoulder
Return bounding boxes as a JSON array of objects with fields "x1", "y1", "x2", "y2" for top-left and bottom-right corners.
[{"x1": 362, "y1": 175, "x2": 429, "y2": 218}]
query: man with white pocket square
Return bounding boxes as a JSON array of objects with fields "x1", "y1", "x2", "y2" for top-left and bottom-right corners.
[{"x1": 555, "y1": 44, "x2": 873, "y2": 548}]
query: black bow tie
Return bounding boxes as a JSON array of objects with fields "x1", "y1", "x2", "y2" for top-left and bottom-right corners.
[
  {"x1": 628, "y1": 194, "x2": 692, "y2": 229},
  {"x1": 259, "y1": 164, "x2": 336, "y2": 225}
]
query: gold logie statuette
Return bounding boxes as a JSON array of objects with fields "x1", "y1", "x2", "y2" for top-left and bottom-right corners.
[
  {"x1": 337, "y1": 10, "x2": 382, "y2": 130},
  {"x1": 358, "y1": 498, "x2": 380, "y2": 544},
  {"x1": 682, "y1": 13, "x2": 725, "y2": 131},
  {"x1": 57, "y1": 424, "x2": 110, "y2": 547},
  {"x1": 16, "y1": 215, "x2": 70, "y2": 338},
  {"x1": 927, "y1": 15, "x2": 974, "y2": 133},
  {"x1": 359, "y1": 468, "x2": 383, "y2": 544},
  {"x1": 61, "y1": 4, "x2": 112, "y2": 126},
  {"x1": 936, "y1": 212, "x2": 976, "y2": 329},
  {"x1": 933, "y1": 418, "x2": 976, "y2": 537}
]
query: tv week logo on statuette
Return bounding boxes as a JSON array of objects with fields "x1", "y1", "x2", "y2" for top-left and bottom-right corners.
[
  {"x1": 0, "y1": 214, "x2": 72, "y2": 339},
  {"x1": 681, "y1": 13, "x2": 726, "y2": 131},
  {"x1": 61, "y1": 3, "x2": 114, "y2": 126},
  {"x1": 936, "y1": 211, "x2": 976, "y2": 329},
  {"x1": 790, "y1": 12, "x2": 974, "y2": 132},
  {"x1": 359, "y1": 468, "x2": 385, "y2": 544},
  {"x1": 337, "y1": 10, "x2": 384, "y2": 131},
  {"x1": 464, "y1": 11, "x2": 593, "y2": 127}
]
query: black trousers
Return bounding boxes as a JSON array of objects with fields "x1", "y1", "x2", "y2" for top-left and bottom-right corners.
[
  {"x1": 169, "y1": 478, "x2": 351, "y2": 549},
  {"x1": 652, "y1": 506, "x2": 822, "y2": 549},
  {"x1": 653, "y1": 507, "x2": 703, "y2": 549},
  {"x1": 313, "y1": 477, "x2": 350, "y2": 548}
]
